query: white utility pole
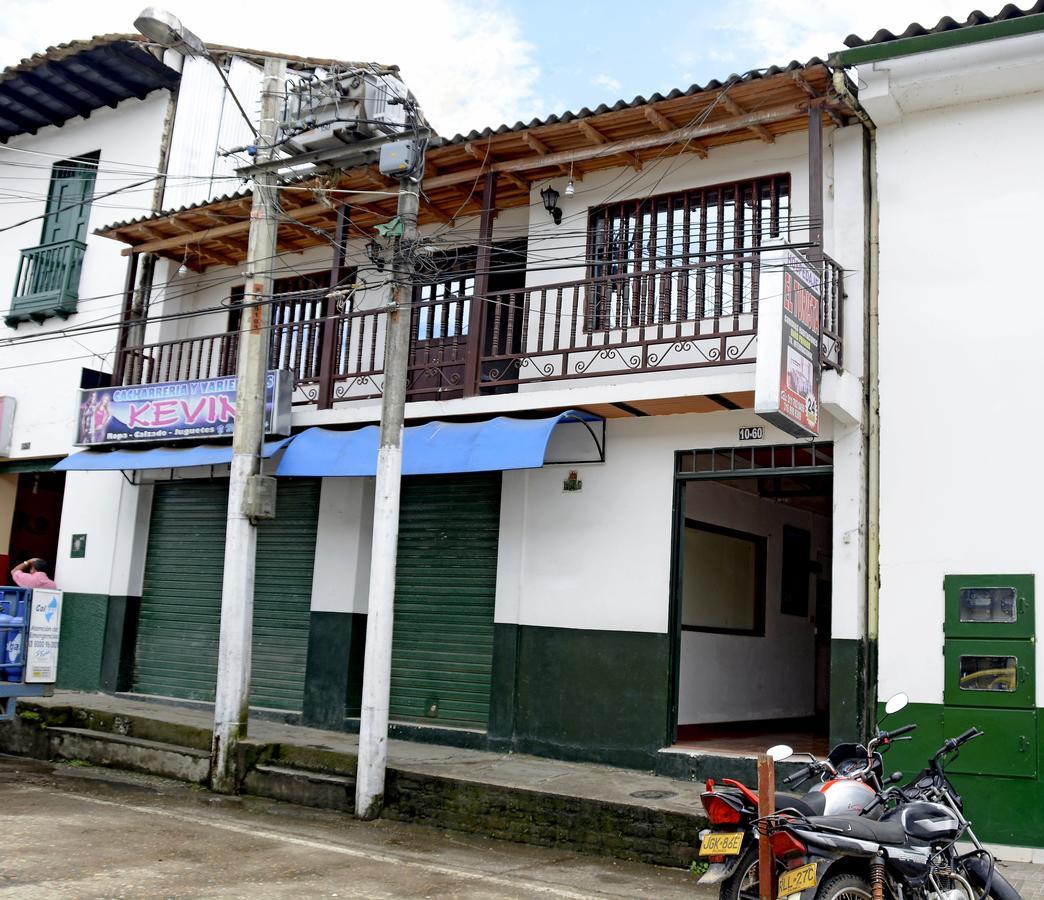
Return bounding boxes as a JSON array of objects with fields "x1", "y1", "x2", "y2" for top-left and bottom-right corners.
[
  {"x1": 211, "y1": 55, "x2": 287, "y2": 792},
  {"x1": 355, "y1": 166, "x2": 421, "y2": 820}
]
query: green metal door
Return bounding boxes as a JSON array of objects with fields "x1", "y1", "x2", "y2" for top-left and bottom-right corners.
[
  {"x1": 390, "y1": 474, "x2": 501, "y2": 728},
  {"x1": 41, "y1": 154, "x2": 98, "y2": 244},
  {"x1": 133, "y1": 479, "x2": 320, "y2": 711}
]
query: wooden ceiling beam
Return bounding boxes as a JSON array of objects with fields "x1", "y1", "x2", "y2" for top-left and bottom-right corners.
[
  {"x1": 464, "y1": 141, "x2": 530, "y2": 192},
  {"x1": 522, "y1": 130, "x2": 571, "y2": 178},
  {"x1": 790, "y1": 72, "x2": 820, "y2": 100},
  {"x1": 577, "y1": 120, "x2": 609, "y2": 145},
  {"x1": 720, "y1": 94, "x2": 775, "y2": 143},
  {"x1": 644, "y1": 106, "x2": 674, "y2": 132}
]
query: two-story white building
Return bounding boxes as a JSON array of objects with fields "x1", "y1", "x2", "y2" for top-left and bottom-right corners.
[{"x1": 48, "y1": 51, "x2": 871, "y2": 778}]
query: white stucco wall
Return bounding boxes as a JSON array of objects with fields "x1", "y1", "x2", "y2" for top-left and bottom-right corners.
[
  {"x1": 494, "y1": 410, "x2": 836, "y2": 634},
  {"x1": 0, "y1": 93, "x2": 172, "y2": 461},
  {"x1": 865, "y1": 41, "x2": 1044, "y2": 705}
]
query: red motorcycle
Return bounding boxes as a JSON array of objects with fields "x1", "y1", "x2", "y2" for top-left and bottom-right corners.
[{"x1": 698, "y1": 693, "x2": 914, "y2": 900}]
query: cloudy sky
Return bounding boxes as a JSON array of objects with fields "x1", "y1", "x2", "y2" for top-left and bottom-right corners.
[{"x1": 2, "y1": 0, "x2": 977, "y2": 137}]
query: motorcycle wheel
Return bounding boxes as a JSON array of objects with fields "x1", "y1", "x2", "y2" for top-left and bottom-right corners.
[
  {"x1": 815, "y1": 873, "x2": 873, "y2": 900},
  {"x1": 719, "y1": 844, "x2": 760, "y2": 900}
]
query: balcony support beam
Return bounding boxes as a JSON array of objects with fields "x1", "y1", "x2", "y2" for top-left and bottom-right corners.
[
  {"x1": 463, "y1": 172, "x2": 497, "y2": 397},
  {"x1": 113, "y1": 251, "x2": 140, "y2": 385},
  {"x1": 318, "y1": 203, "x2": 350, "y2": 409},
  {"x1": 808, "y1": 105, "x2": 824, "y2": 260}
]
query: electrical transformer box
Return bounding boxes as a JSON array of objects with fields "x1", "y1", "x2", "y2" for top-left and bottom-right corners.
[{"x1": 282, "y1": 68, "x2": 411, "y2": 154}]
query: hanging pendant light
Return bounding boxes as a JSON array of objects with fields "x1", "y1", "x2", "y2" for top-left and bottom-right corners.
[{"x1": 564, "y1": 161, "x2": 575, "y2": 197}]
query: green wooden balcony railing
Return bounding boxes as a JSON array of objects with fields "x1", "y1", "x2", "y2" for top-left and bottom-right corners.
[{"x1": 6, "y1": 238, "x2": 87, "y2": 327}]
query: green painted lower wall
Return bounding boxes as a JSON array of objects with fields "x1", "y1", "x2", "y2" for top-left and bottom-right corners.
[
  {"x1": 507, "y1": 624, "x2": 671, "y2": 769},
  {"x1": 302, "y1": 611, "x2": 366, "y2": 729},
  {"x1": 875, "y1": 701, "x2": 1044, "y2": 848},
  {"x1": 99, "y1": 596, "x2": 139, "y2": 693},
  {"x1": 56, "y1": 592, "x2": 109, "y2": 692},
  {"x1": 830, "y1": 637, "x2": 869, "y2": 746}
]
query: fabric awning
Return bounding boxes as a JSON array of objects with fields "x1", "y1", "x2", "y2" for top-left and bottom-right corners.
[
  {"x1": 52, "y1": 437, "x2": 294, "y2": 472},
  {"x1": 276, "y1": 411, "x2": 603, "y2": 477}
]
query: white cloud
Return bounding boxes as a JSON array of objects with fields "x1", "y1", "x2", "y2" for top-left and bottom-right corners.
[
  {"x1": 0, "y1": 0, "x2": 543, "y2": 137},
  {"x1": 678, "y1": 0, "x2": 965, "y2": 74},
  {"x1": 591, "y1": 72, "x2": 622, "y2": 94}
]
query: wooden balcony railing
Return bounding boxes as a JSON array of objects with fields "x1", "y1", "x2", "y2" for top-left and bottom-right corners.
[
  {"x1": 6, "y1": 238, "x2": 87, "y2": 326},
  {"x1": 118, "y1": 252, "x2": 845, "y2": 405}
]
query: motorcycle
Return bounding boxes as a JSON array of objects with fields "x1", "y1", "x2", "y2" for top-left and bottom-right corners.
[
  {"x1": 698, "y1": 693, "x2": 915, "y2": 900},
  {"x1": 761, "y1": 726, "x2": 1022, "y2": 900}
]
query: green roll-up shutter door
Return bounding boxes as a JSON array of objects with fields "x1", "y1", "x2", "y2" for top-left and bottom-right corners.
[
  {"x1": 253, "y1": 479, "x2": 321, "y2": 709},
  {"x1": 133, "y1": 479, "x2": 319, "y2": 711},
  {"x1": 390, "y1": 473, "x2": 501, "y2": 728}
]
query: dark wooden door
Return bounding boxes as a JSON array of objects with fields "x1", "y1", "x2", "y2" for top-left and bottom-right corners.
[{"x1": 409, "y1": 265, "x2": 475, "y2": 401}]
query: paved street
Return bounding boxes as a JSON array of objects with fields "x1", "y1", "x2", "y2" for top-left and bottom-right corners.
[{"x1": 0, "y1": 754, "x2": 708, "y2": 899}]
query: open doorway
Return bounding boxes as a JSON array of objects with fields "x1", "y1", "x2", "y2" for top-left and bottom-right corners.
[
  {"x1": 4, "y1": 470, "x2": 65, "y2": 585},
  {"x1": 672, "y1": 444, "x2": 832, "y2": 756}
]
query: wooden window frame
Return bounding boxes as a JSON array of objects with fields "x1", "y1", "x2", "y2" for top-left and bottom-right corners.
[
  {"x1": 585, "y1": 174, "x2": 790, "y2": 332},
  {"x1": 680, "y1": 518, "x2": 767, "y2": 637}
]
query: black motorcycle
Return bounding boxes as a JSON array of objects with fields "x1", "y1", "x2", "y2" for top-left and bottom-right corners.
[
  {"x1": 701, "y1": 697, "x2": 914, "y2": 900},
  {"x1": 698, "y1": 693, "x2": 914, "y2": 900},
  {"x1": 761, "y1": 727, "x2": 1021, "y2": 900}
]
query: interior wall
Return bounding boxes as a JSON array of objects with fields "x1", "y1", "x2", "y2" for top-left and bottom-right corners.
[{"x1": 678, "y1": 478, "x2": 830, "y2": 725}]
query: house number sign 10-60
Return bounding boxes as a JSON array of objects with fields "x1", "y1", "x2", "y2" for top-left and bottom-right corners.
[{"x1": 738, "y1": 426, "x2": 764, "y2": 441}]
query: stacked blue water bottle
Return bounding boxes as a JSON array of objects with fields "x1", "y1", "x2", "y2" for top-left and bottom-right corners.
[{"x1": 0, "y1": 587, "x2": 30, "y2": 683}]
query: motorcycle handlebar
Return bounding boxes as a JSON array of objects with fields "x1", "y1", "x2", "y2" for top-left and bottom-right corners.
[
  {"x1": 932, "y1": 727, "x2": 984, "y2": 763},
  {"x1": 882, "y1": 723, "x2": 918, "y2": 741},
  {"x1": 783, "y1": 764, "x2": 814, "y2": 785}
]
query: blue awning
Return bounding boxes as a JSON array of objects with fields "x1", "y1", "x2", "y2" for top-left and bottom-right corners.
[
  {"x1": 276, "y1": 411, "x2": 603, "y2": 477},
  {"x1": 53, "y1": 437, "x2": 294, "y2": 472}
]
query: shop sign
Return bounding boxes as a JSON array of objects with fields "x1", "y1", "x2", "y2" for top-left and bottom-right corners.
[
  {"x1": 25, "y1": 588, "x2": 62, "y2": 684},
  {"x1": 74, "y1": 370, "x2": 292, "y2": 446},
  {"x1": 754, "y1": 250, "x2": 821, "y2": 438}
]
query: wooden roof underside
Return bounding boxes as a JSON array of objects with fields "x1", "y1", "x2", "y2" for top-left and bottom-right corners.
[{"x1": 99, "y1": 64, "x2": 856, "y2": 272}]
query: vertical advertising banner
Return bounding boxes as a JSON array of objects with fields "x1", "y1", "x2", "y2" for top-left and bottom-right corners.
[
  {"x1": 755, "y1": 250, "x2": 822, "y2": 438},
  {"x1": 74, "y1": 370, "x2": 293, "y2": 446},
  {"x1": 25, "y1": 588, "x2": 62, "y2": 684}
]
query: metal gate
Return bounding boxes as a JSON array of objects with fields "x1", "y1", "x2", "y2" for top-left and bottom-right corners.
[
  {"x1": 132, "y1": 479, "x2": 320, "y2": 711},
  {"x1": 390, "y1": 473, "x2": 501, "y2": 728}
]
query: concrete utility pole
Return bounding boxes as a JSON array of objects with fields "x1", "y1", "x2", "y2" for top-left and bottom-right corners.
[
  {"x1": 355, "y1": 164, "x2": 421, "y2": 820},
  {"x1": 211, "y1": 55, "x2": 287, "y2": 792}
]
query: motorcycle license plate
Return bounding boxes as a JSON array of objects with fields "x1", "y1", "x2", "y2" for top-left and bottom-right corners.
[
  {"x1": 778, "y1": 863, "x2": 817, "y2": 898},
  {"x1": 699, "y1": 832, "x2": 744, "y2": 856}
]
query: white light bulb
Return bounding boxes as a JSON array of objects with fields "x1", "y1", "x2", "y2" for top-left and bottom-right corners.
[{"x1": 564, "y1": 179, "x2": 575, "y2": 197}]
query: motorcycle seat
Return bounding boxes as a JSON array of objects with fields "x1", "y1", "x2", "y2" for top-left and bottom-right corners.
[
  {"x1": 776, "y1": 791, "x2": 826, "y2": 817},
  {"x1": 803, "y1": 815, "x2": 906, "y2": 845}
]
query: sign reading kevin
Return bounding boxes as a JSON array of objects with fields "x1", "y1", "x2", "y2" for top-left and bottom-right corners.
[
  {"x1": 755, "y1": 249, "x2": 822, "y2": 438},
  {"x1": 74, "y1": 370, "x2": 293, "y2": 446}
]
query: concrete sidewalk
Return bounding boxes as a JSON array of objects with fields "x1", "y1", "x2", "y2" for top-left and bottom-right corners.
[{"x1": 3, "y1": 691, "x2": 1044, "y2": 894}]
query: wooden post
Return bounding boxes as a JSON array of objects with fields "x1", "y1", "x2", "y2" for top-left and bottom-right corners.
[
  {"x1": 463, "y1": 171, "x2": 498, "y2": 397},
  {"x1": 317, "y1": 202, "x2": 349, "y2": 409},
  {"x1": 807, "y1": 104, "x2": 823, "y2": 261},
  {"x1": 758, "y1": 753, "x2": 777, "y2": 900}
]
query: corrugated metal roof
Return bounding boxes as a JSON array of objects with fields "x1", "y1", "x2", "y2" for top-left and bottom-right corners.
[
  {"x1": 843, "y1": 2, "x2": 1044, "y2": 48},
  {"x1": 438, "y1": 58, "x2": 827, "y2": 144},
  {"x1": 0, "y1": 34, "x2": 401, "y2": 142},
  {"x1": 0, "y1": 37, "x2": 181, "y2": 140}
]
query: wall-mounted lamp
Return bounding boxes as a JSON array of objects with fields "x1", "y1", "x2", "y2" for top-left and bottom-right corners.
[
  {"x1": 366, "y1": 237, "x2": 387, "y2": 271},
  {"x1": 540, "y1": 185, "x2": 562, "y2": 225}
]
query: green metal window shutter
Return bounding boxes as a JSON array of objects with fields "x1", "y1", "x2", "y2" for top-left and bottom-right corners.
[
  {"x1": 390, "y1": 473, "x2": 501, "y2": 728},
  {"x1": 133, "y1": 479, "x2": 319, "y2": 711}
]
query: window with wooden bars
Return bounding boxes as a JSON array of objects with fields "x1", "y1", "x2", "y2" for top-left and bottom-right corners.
[{"x1": 585, "y1": 174, "x2": 790, "y2": 331}]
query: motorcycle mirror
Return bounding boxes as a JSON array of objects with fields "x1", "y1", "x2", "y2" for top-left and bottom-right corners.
[
  {"x1": 766, "y1": 744, "x2": 794, "y2": 762},
  {"x1": 884, "y1": 692, "x2": 909, "y2": 716}
]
